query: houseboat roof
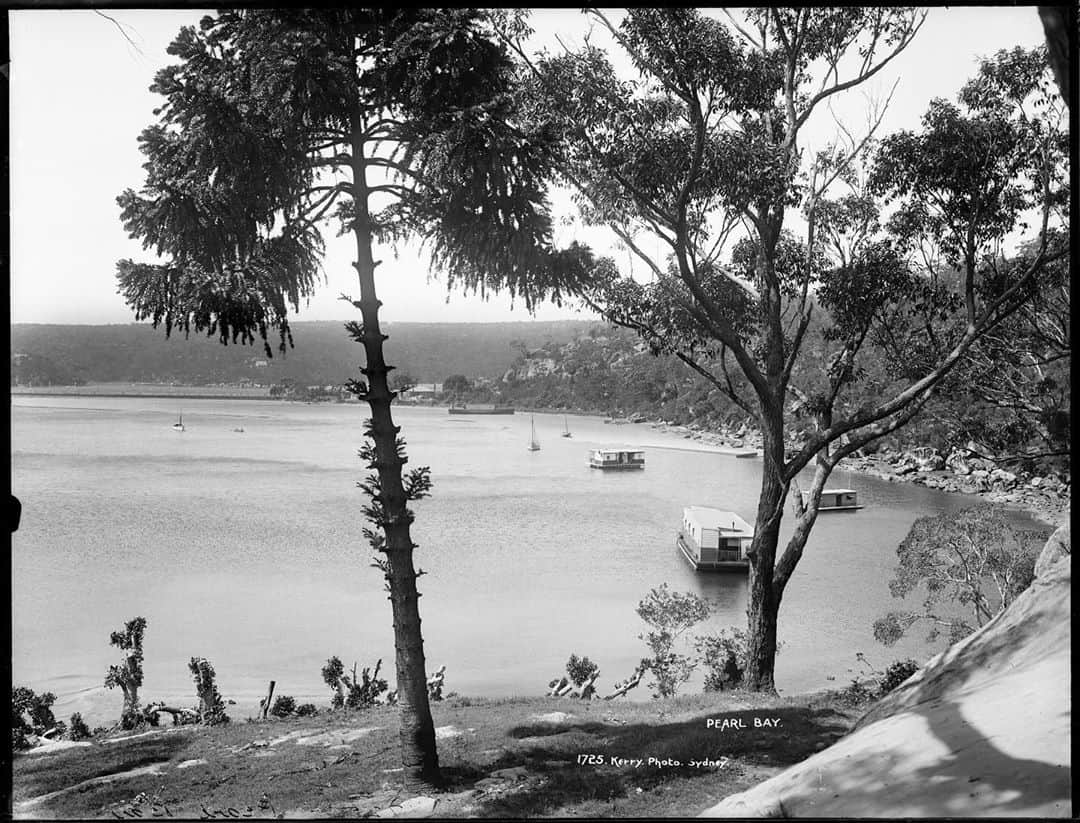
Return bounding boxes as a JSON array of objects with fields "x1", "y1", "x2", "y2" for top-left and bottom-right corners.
[
  {"x1": 684, "y1": 507, "x2": 754, "y2": 535},
  {"x1": 592, "y1": 447, "x2": 645, "y2": 453}
]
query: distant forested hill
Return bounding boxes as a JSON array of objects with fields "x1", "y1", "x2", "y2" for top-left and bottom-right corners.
[{"x1": 10, "y1": 320, "x2": 598, "y2": 386}]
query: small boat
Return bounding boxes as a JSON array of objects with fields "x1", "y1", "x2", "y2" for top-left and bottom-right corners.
[
  {"x1": 233, "y1": 427, "x2": 245, "y2": 433},
  {"x1": 172, "y1": 413, "x2": 185, "y2": 432},
  {"x1": 561, "y1": 416, "x2": 572, "y2": 438},
  {"x1": 806, "y1": 488, "x2": 863, "y2": 512},
  {"x1": 448, "y1": 403, "x2": 515, "y2": 415},
  {"x1": 676, "y1": 507, "x2": 753, "y2": 572},
  {"x1": 588, "y1": 448, "x2": 644, "y2": 470},
  {"x1": 528, "y1": 416, "x2": 540, "y2": 451}
]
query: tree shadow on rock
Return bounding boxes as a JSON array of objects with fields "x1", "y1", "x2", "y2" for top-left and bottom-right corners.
[{"x1": 781, "y1": 696, "x2": 1069, "y2": 817}]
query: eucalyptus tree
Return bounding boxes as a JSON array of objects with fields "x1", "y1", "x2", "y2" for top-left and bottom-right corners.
[
  {"x1": 505, "y1": 10, "x2": 1069, "y2": 691},
  {"x1": 116, "y1": 9, "x2": 587, "y2": 784}
]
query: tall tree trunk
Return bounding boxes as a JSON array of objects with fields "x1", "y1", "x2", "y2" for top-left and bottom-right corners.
[
  {"x1": 744, "y1": 411, "x2": 787, "y2": 693},
  {"x1": 350, "y1": 118, "x2": 440, "y2": 787}
]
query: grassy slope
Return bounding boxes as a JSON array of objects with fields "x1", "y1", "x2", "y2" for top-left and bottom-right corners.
[{"x1": 11, "y1": 690, "x2": 866, "y2": 819}]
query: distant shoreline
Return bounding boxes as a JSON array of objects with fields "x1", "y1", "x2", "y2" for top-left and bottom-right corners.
[
  {"x1": 11, "y1": 384, "x2": 278, "y2": 401},
  {"x1": 12, "y1": 384, "x2": 1068, "y2": 528}
]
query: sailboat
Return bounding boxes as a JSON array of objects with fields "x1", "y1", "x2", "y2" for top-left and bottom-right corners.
[
  {"x1": 172, "y1": 412, "x2": 185, "y2": 432},
  {"x1": 528, "y1": 416, "x2": 541, "y2": 451},
  {"x1": 561, "y1": 416, "x2": 572, "y2": 438}
]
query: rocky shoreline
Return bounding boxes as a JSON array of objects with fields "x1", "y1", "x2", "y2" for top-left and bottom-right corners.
[{"x1": 646, "y1": 420, "x2": 1070, "y2": 529}]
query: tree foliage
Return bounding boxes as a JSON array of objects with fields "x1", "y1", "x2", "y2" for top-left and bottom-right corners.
[
  {"x1": 116, "y1": 9, "x2": 595, "y2": 785},
  {"x1": 12, "y1": 687, "x2": 58, "y2": 750},
  {"x1": 116, "y1": 9, "x2": 592, "y2": 358},
  {"x1": 695, "y1": 628, "x2": 749, "y2": 692},
  {"x1": 636, "y1": 584, "x2": 713, "y2": 698},
  {"x1": 442, "y1": 374, "x2": 472, "y2": 396},
  {"x1": 565, "y1": 654, "x2": 600, "y2": 687},
  {"x1": 503, "y1": 9, "x2": 1067, "y2": 692},
  {"x1": 873, "y1": 506, "x2": 1046, "y2": 646}
]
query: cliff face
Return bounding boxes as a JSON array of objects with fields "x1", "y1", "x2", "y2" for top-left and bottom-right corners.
[{"x1": 701, "y1": 525, "x2": 1071, "y2": 818}]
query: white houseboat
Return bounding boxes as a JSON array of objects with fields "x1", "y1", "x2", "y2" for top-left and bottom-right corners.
[
  {"x1": 588, "y1": 448, "x2": 645, "y2": 470},
  {"x1": 676, "y1": 507, "x2": 753, "y2": 571},
  {"x1": 804, "y1": 488, "x2": 863, "y2": 512},
  {"x1": 448, "y1": 403, "x2": 515, "y2": 415}
]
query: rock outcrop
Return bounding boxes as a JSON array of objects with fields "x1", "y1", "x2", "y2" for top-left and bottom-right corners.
[{"x1": 701, "y1": 525, "x2": 1071, "y2": 818}]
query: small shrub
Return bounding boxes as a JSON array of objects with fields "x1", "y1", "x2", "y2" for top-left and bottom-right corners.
[
  {"x1": 696, "y1": 629, "x2": 748, "y2": 692},
  {"x1": 270, "y1": 696, "x2": 296, "y2": 718},
  {"x1": 566, "y1": 654, "x2": 599, "y2": 687},
  {"x1": 878, "y1": 658, "x2": 919, "y2": 696},
  {"x1": 636, "y1": 584, "x2": 714, "y2": 698},
  {"x1": 427, "y1": 666, "x2": 447, "y2": 701},
  {"x1": 840, "y1": 677, "x2": 876, "y2": 706},
  {"x1": 323, "y1": 656, "x2": 387, "y2": 710},
  {"x1": 349, "y1": 664, "x2": 388, "y2": 708},
  {"x1": 189, "y1": 657, "x2": 229, "y2": 725},
  {"x1": 12, "y1": 687, "x2": 58, "y2": 750},
  {"x1": 295, "y1": 703, "x2": 318, "y2": 717},
  {"x1": 105, "y1": 617, "x2": 147, "y2": 730},
  {"x1": 68, "y1": 713, "x2": 92, "y2": 741}
]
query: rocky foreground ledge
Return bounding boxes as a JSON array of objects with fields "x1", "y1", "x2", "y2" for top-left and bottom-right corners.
[{"x1": 701, "y1": 525, "x2": 1072, "y2": 818}]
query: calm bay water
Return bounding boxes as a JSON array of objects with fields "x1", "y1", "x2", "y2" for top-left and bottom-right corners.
[{"x1": 11, "y1": 396, "x2": 1038, "y2": 725}]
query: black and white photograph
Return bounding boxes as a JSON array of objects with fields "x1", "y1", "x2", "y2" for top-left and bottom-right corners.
[{"x1": 8, "y1": 6, "x2": 1072, "y2": 818}]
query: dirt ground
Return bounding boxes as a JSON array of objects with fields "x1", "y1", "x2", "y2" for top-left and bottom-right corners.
[{"x1": 11, "y1": 690, "x2": 866, "y2": 819}]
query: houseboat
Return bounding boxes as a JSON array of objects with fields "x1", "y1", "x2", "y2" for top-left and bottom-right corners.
[
  {"x1": 448, "y1": 403, "x2": 515, "y2": 415},
  {"x1": 805, "y1": 488, "x2": 863, "y2": 512},
  {"x1": 588, "y1": 448, "x2": 645, "y2": 470},
  {"x1": 676, "y1": 507, "x2": 753, "y2": 572}
]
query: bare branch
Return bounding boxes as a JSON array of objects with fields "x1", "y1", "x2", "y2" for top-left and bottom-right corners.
[
  {"x1": 793, "y1": 11, "x2": 927, "y2": 135},
  {"x1": 94, "y1": 10, "x2": 146, "y2": 58},
  {"x1": 721, "y1": 9, "x2": 764, "y2": 50}
]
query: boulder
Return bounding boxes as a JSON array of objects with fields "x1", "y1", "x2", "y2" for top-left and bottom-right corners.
[
  {"x1": 945, "y1": 449, "x2": 971, "y2": 474},
  {"x1": 917, "y1": 452, "x2": 946, "y2": 471},
  {"x1": 373, "y1": 796, "x2": 438, "y2": 818},
  {"x1": 1035, "y1": 523, "x2": 1070, "y2": 579},
  {"x1": 701, "y1": 531, "x2": 1071, "y2": 819}
]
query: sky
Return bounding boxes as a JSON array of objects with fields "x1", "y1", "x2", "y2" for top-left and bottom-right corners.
[{"x1": 9, "y1": 7, "x2": 1049, "y2": 326}]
